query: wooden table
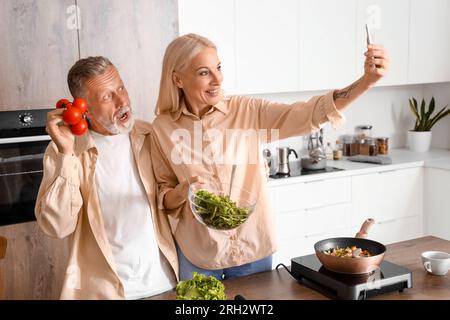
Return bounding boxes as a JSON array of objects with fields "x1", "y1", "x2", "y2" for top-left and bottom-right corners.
[{"x1": 151, "y1": 236, "x2": 450, "y2": 300}]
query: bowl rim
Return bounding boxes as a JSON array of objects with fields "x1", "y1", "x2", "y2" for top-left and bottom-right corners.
[{"x1": 188, "y1": 182, "x2": 257, "y2": 204}]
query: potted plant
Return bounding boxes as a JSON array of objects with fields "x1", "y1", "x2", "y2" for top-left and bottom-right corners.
[{"x1": 408, "y1": 97, "x2": 450, "y2": 152}]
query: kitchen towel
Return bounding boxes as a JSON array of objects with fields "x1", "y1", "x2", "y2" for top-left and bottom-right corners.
[{"x1": 347, "y1": 155, "x2": 392, "y2": 165}]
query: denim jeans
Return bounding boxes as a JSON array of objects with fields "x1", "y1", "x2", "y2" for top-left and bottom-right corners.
[{"x1": 177, "y1": 246, "x2": 273, "y2": 281}]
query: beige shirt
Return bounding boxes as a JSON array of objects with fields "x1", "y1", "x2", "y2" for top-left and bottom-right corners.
[
  {"x1": 35, "y1": 120, "x2": 179, "y2": 299},
  {"x1": 150, "y1": 92, "x2": 345, "y2": 270}
]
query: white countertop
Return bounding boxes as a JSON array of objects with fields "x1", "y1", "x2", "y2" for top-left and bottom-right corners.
[{"x1": 267, "y1": 148, "x2": 450, "y2": 187}]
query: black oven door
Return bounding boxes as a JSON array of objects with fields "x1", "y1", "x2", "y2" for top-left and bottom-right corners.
[{"x1": 0, "y1": 140, "x2": 49, "y2": 226}]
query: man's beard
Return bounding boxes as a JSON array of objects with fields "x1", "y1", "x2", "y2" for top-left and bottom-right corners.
[{"x1": 95, "y1": 106, "x2": 135, "y2": 135}]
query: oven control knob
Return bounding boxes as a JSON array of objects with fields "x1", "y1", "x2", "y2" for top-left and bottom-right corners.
[{"x1": 19, "y1": 113, "x2": 33, "y2": 126}]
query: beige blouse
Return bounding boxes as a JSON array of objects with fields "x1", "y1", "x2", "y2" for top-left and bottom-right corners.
[{"x1": 150, "y1": 92, "x2": 345, "y2": 269}]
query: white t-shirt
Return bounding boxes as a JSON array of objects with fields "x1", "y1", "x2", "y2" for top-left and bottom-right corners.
[{"x1": 91, "y1": 130, "x2": 174, "y2": 299}]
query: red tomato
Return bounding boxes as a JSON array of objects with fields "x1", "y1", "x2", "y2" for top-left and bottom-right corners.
[
  {"x1": 71, "y1": 118, "x2": 88, "y2": 136},
  {"x1": 56, "y1": 99, "x2": 71, "y2": 109},
  {"x1": 72, "y1": 98, "x2": 88, "y2": 114},
  {"x1": 63, "y1": 106, "x2": 83, "y2": 125}
]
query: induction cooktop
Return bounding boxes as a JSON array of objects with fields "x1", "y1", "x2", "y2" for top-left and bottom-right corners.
[
  {"x1": 290, "y1": 254, "x2": 412, "y2": 300},
  {"x1": 269, "y1": 166, "x2": 344, "y2": 179}
]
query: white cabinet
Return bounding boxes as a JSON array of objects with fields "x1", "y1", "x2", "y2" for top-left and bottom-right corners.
[
  {"x1": 269, "y1": 176, "x2": 351, "y2": 212},
  {"x1": 269, "y1": 177, "x2": 352, "y2": 268},
  {"x1": 178, "y1": 0, "x2": 450, "y2": 93},
  {"x1": 298, "y1": 0, "x2": 357, "y2": 91},
  {"x1": 178, "y1": 0, "x2": 237, "y2": 93},
  {"x1": 356, "y1": 0, "x2": 410, "y2": 86},
  {"x1": 273, "y1": 227, "x2": 350, "y2": 268},
  {"x1": 235, "y1": 0, "x2": 299, "y2": 94},
  {"x1": 270, "y1": 166, "x2": 425, "y2": 268},
  {"x1": 424, "y1": 168, "x2": 450, "y2": 240},
  {"x1": 351, "y1": 167, "x2": 423, "y2": 223},
  {"x1": 408, "y1": 0, "x2": 450, "y2": 84},
  {"x1": 349, "y1": 215, "x2": 423, "y2": 245}
]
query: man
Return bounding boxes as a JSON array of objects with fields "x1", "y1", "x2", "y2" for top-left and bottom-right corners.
[{"x1": 35, "y1": 56, "x2": 178, "y2": 299}]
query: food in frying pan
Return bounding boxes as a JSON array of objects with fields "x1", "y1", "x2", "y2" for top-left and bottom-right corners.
[{"x1": 323, "y1": 246, "x2": 372, "y2": 258}]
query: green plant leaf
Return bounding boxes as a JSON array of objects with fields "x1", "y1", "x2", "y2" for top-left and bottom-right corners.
[
  {"x1": 419, "y1": 98, "x2": 427, "y2": 131},
  {"x1": 426, "y1": 107, "x2": 450, "y2": 131},
  {"x1": 409, "y1": 98, "x2": 420, "y2": 130},
  {"x1": 424, "y1": 97, "x2": 435, "y2": 126}
]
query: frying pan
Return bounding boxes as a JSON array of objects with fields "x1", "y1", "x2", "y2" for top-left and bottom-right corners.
[{"x1": 314, "y1": 219, "x2": 386, "y2": 274}]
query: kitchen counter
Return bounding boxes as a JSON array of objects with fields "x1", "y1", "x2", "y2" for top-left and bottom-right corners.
[
  {"x1": 268, "y1": 148, "x2": 450, "y2": 186},
  {"x1": 150, "y1": 236, "x2": 450, "y2": 300}
]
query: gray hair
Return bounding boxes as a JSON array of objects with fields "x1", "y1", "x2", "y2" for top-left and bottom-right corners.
[{"x1": 67, "y1": 56, "x2": 113, "y2": 98}]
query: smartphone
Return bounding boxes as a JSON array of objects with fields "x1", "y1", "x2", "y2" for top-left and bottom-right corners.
[
  {"x1": 365, "y1": 24, "x2": 373, "y2": 46},
  {"x1": 365, "y1": 24, "x2": 376, "y2": 70}
]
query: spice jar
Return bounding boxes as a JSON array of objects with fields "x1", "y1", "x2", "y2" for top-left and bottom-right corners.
[
  {"x1": 377, "y1": 137, "x2": 389, "y2": 155},
  {"x1": 355, "y1": 125, "x2": 373, "y2": 140},
  {"x1": 360, "y1": 138, "x2": 378, "y2": 156},
  {"x1": 343, "y1": 135, "x2": 359, "y2": 156},
  {"x1": 333, "y1": 139, "x2": 343, "y2": 160}
]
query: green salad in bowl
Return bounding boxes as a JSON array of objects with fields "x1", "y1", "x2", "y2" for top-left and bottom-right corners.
[
  {"x1": 176, "y1": 272, "x2": 227, "y2": 300},
  {"x1": 188, "y1": 181, "x2": 256, "y2": 230}
]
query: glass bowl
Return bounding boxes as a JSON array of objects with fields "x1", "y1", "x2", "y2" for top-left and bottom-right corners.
[{"x1": 188, "y1": 181, "x2": 257, "y2": 231}]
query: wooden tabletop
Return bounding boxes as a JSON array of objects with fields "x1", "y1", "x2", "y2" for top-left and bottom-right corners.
[{"x1": 150, "y1": 236, "x2": 450, "y2": 300}]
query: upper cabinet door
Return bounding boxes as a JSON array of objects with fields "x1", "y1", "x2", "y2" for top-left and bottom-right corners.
[
  {"x1": 356, "y1": 0, "x2": 410, "y2": 86},
  {"x1": 298, "y1": 0, "x2": 357, "y2": 92},
  {"x1": 77, "y1": 0, "x2": 178, "y2": 121},
  {"x1": 0, "y1": 0, "x2": 79, "y2": 110},
  {"x1": 408, "y1": 0, "x2": 450, "y2": 84},
  {"x1": 178, "y1": 0, "x2": 237, "y2": 94},
  {"x1": 235, "y1": 0, "x2": 299, "y2": 94}
]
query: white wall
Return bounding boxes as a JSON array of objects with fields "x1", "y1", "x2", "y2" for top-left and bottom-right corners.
[
  {"x1": 254, "y1": 82, "x2": 450, "y2": 155},
  {"x1": 423, "y1": 82, "x2": 450, "y2": 149}
]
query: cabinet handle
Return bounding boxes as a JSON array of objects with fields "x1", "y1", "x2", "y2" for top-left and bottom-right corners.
[
  {"x1": 377, "y1": 218, "x2": 397, "y2": 225},
  {"x1": 304, "y1": 179, "x2": 324, "y2": 184},
  {"x1": 378, "y1": 169, "x2": 397, "y2": 174},
  {"x1": 304, "y1": 231, "x2": 328, "y2": 238}
]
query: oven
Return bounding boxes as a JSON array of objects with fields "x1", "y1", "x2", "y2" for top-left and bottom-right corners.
[{"x1": 0, "y1": 109, "x2": 51, "y2": 226}]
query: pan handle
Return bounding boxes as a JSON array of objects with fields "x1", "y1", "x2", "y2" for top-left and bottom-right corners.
[{"x1": 355, "y1": 218, "x2": 375, "y2": 239}]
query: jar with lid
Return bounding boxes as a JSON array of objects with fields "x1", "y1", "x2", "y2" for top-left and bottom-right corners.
[
  {"x1": 377, "y1": 137, "x2": 389, "y2": 155},
  {"x1": 359, "y1": 137, "x2": 378, "y2": 156},
  {"x1": 355, "y1": 125, "x2": 373, "y2": 140},
  {"x1": 343, "y1": 135, "x2": 359, "y2": 156},
  {"x1": 333, "y1": 139, "x2": 343, "y2": 160}
]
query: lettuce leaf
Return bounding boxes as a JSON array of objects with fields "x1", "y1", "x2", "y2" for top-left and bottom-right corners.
[{"x1": 176, "y1": 272, "x2": 227, "y2": 300}]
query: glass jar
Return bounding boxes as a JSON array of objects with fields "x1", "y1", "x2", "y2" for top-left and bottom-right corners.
[
  {"x1": 355, "y1": 125, "x2": 373, "y2": 140},
  {"x1": 377, "y1": 137, "x2": 389, "y2": 155},
  {"x1": 333, "y1": 139, "x2": 343, "y2": 160},
  {"x1": 343, "y1": 135, "x2": 359, "y2": 156},
  {"x1": 360, "y1": 138, "x2": 378, "y2": 156}
]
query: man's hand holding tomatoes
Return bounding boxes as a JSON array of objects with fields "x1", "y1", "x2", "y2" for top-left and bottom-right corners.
[
  {"x1": 46, "y1": 108, "x2": 76, "y2": 155},
  {"x1": 47, "y1": 98, "x2": 89, "y2": 155}
]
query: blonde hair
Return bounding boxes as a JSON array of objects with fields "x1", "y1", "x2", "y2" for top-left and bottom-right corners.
[{"x1": 155, "y1": 33, "x2": 217, "y2": 115}]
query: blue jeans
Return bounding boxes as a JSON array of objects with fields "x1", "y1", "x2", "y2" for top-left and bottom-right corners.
[{"x1": 177, "y1": 246, "x2": 273, "y2": 281}]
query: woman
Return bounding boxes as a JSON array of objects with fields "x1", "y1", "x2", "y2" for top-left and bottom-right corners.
[{"x1": 150, "y1": 33, "x2": 389, "y2": 280}]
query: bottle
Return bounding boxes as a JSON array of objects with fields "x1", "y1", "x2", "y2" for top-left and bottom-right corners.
[
  {"x1": 333, "y1": 139, "x2": 343, "y2": 160},
  {"x1": 325, "y1": 142, "x2": 333, "y2": 160}
]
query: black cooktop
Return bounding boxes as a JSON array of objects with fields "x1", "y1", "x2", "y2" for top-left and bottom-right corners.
[
  {"x1": 269, "y1": 166, "x2": 344, "y2": 179},
  {"x1": 290, "y1": 254, "x2": 412, "y2": 300}
]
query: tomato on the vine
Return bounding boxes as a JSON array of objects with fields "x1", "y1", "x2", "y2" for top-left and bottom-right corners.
[
  {"x1": 63, "y1": 106, "x2": 83, "y2": 125},
  {"x1": 70, "y1": 118, "x2": 88, "y2": 135},
  {"x1": 56, "y1": 99, "x2": 71, "y2": 109},
  {"x1": 72, "y1": 98, "x2": 88, "y2": 114}
]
